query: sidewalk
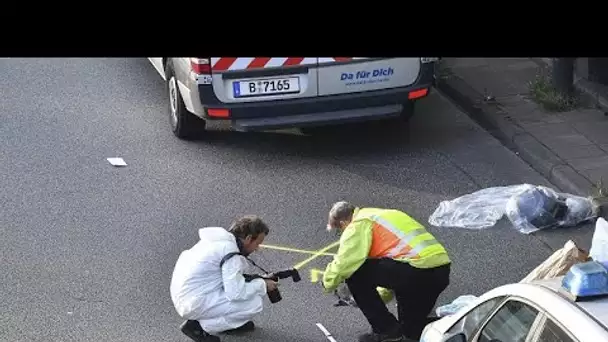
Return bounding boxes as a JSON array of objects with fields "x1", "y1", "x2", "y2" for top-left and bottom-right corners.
[{"x1": 436, "y1": 58, "x2": 608, "y2": 198}]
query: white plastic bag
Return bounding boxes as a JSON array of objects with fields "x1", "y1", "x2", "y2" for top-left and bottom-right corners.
[
  {"x1": 429, "y1": 184, "x2": 598, "y2": 234},
  {"x1": 435, "y1": 295, "x2": 478, "y2": 317},
  {"x1": 590, "y1": 218, "x2": 608, "y2": 263}
]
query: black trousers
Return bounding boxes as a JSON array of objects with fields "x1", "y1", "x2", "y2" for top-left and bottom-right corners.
[{"x1": 346, "y1": 258, "x2": 450, "y2": 339}]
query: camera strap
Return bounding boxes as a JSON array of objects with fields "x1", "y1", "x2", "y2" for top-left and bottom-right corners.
[
  {"x1": 219, "y1": 252, "x2": 242, "y2": 268},
  {"x1": 219, "y1": 251, "x2": 270, "y2": 274}
]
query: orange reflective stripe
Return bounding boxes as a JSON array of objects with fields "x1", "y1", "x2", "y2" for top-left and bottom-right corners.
[
  {"x1": 368, "y1": 215, "x2": 433, "y2": 259},
  {"x1": 369, "y1": 222, "x2": 401, "y2": 257}
]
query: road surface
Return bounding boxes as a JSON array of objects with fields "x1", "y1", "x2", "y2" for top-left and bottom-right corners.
[{"x1": 0, "y1": 58, "x2": 594, "y2": 342}]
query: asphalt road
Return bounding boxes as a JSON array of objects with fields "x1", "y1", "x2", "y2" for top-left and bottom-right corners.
[{"x1": 0, "y1": 58, "x2": 595, "y2": 342}]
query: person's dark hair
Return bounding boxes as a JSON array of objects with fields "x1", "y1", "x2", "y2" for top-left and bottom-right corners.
[
  {"x1": 328, "y1": 201, "x2": 356, "y2": 228},
  {"x1": 229, "y1": 215, "x2": 270, "y2": 239}
]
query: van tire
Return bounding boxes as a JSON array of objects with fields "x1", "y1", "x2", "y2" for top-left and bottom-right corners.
[{"x1": 165, "y1": 59, "x2": 206, "y2": 140}]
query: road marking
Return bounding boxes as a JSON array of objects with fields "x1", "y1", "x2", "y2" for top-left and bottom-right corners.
[
  {"x1": 293, "y1": 241, "x2": 340, "y2": 270},
  {"x1": 316, "y1": 323, "x2": 338, "y2": 342},
  {"x1": 260, "y1": 244, "x2": 336, "y2": 257}
]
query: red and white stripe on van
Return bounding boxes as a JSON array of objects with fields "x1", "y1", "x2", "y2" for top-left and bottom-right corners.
[
  {"x1": 208, "y1": 57, "x2": 316, "y2": 72},
  {"x1": 191, "y1": 57, "x2": 436, "y2": 75},
  {"x1": 206, "y1": 57, "x2": 368, "y2": 72}
]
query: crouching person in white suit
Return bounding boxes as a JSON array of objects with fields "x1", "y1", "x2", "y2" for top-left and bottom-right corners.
[{"x1": 170, "y1": 215, "x2": 278, "y2": 342}]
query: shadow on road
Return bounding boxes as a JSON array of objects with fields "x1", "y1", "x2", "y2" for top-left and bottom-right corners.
[
  {"x1": 198, "y1": 120, "x2": 412, "y2": 158},
  {"x1": 182, "y1": 121, "x2": 479, "y2": 199},
  {"x1": 125, "y1": 57, "x2": 480, "y2": 197}
]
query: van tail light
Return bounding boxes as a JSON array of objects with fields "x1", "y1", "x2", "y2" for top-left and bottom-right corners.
[
  {"x1": 191, "y1": 58, "x2": 211, "y2": 74},
  {"x1": 408, "y1": 88, "x2": 429, "y2": 100},
  {"x1": 207, "y1": 108, "x2": 230, "y2": 118}
]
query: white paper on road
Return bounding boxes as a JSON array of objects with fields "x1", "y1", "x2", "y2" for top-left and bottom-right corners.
[
  {"x1": 316, "y1": 323, "x2": 338, "y2": 342},
  {"x1": 107, "y1": 157, "x2": 127, "y2": 167}
]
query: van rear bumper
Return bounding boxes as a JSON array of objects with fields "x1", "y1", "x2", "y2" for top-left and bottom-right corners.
[
  {"x1": 205, "y1": 85, "x2": 433, "y2": 132},
  {"x1": 233, "y1": 103, "x2": 405, "y2": 131},
  {"x1": 197, "y1": 63, "x2": 435, "y2": 132}
]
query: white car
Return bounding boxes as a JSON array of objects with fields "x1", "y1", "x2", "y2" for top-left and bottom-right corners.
[{"x1": 421, "y1": 276, "x2": 608, "y2": 342}]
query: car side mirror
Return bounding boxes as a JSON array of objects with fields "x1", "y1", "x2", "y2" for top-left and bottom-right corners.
[{"x1": 440, "y1": 332, "x2": 466, "y2": 342}]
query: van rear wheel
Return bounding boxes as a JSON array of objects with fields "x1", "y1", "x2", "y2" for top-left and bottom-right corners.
[{"x1": 165, "y1": 60, "x2": 206, "y2": 140}]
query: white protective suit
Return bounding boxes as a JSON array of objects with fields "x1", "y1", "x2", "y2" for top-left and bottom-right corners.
[{"x1": 170, "y1": 227, "x2": 268, "y2": 334}]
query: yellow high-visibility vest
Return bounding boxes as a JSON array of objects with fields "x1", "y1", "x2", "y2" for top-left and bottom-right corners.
[{"x1": 355, "y1": 207, "x2": 450, "y2": 268}]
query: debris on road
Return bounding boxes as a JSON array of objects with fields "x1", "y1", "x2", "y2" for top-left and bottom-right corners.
[
  {"x1": 435, "y1": 295, "x2": 478, "y2": 317},
  {"x1": 107, "y1": 157, "x2": 127, "y2": 167},
  {"x1": 429, "y1": 184, "x2": 599, "y2": 234},
  {"x1": 520, "y1": 240, "x2": 589, "y2": 283}
]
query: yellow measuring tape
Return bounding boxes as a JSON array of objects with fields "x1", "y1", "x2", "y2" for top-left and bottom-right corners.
[
  {"x1": 293, "y1": 241, "x2": 340, "y2": 270},
  {"x1": 257, "y1": 241, "x2": 340, "y2": 283},
  {"x1": 260, "y1": 244, "x2": 336, "y2": 257}
]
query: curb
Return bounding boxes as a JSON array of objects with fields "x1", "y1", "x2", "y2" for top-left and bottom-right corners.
[{"x1": 436, "y1": 73, "x2": 594, "y2": 197}]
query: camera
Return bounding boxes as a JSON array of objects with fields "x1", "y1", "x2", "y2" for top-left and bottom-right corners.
[{"x1": 244, "y1": 268, "x2": 301, "y2": 303}]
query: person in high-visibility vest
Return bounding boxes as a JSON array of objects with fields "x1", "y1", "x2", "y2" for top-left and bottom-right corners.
[{"x1": 322, "y1": 201, "x2": 451, "y2": 342}]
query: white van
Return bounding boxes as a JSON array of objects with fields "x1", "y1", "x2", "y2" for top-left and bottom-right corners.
[{"x1": 148, "y1": 57, "x2": 438, "y2": 139}]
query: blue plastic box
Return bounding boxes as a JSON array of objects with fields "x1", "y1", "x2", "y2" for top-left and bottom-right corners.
[{"x1": 562, "y1": 261, "x2": 608, "y2": 297}]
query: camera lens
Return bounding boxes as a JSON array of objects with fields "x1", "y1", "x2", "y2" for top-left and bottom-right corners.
[{"x1": 268, "y1": 289, "x2": 282, "y2": 303}]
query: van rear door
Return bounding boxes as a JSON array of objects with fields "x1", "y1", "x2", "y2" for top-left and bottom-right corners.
[
  {"x1": 316, "y1": 58, "x2": 421, "y2": 96},
  {"x1": 209, "y1": 57, "x2": 319, "y2": 104}
]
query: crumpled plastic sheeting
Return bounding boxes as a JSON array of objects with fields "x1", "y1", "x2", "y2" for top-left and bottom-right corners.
[
  {"x1": 429, "y1": 184, "x2": 599, "y2": 234},
  {"x1": 429, "y1": 184, "x2": 534, "y2": 230},
  {"x1": 505, "y1": 185, "x2": 598, "y2": 234},
  {"x1": 435, "y1": 295, "x2": 478, "y2": 317}
]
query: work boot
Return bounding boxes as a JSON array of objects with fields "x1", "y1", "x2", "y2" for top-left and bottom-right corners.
[
  {"x1": 179, "y1": 320, "x2": 220, "y2": 342},
  {"x1": 223, "y1": 321, "x2": 255, "y2": 334},
  {"x1": 357, "y1": 326, "x2": 405, "y2": 342}
]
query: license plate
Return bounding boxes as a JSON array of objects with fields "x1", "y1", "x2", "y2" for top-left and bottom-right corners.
[{"x1": 233, "y1": 77, "x2": 300, "y2": 98}]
